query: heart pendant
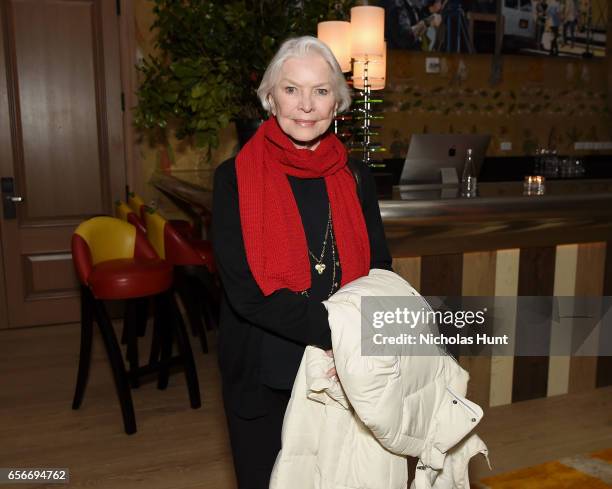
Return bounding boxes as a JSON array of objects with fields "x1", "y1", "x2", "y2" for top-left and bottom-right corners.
[{"x1": 315, "y1": 263, "x2": 326, "y2": 275}]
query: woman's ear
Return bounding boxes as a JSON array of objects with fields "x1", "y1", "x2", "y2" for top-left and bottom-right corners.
[{"x1": 268, "y1": 95, "x2": 277, "y2": 116}]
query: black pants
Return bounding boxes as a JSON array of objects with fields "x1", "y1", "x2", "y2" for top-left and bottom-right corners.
[{"x1": 223, "y1": 384, "x2": 291, "y2": 489}]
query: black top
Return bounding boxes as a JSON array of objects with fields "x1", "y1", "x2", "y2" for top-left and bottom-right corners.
[{"x1": 211, "y1": 157, "x2": 392, "y2": 418}]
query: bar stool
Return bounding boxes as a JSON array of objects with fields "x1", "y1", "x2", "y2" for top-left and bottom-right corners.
[
  {"x1": 115, "y1": 200, "x2": 146, "y2": 234},
  {"x1": 127, "y1": 191, "x2": 196, "y2": 239},
  {"x1": 144, "y1": 209, "x2": 218, "y2": 354},
  {"x1": 115, "y1": 200, "x2": 217, "y2": 347},
  {"x1": 71, "y1": 216, "x2": 201, "y2": 434},
  {"x1": 114, "y1": 201, "x2": 149, "y2": 342}
]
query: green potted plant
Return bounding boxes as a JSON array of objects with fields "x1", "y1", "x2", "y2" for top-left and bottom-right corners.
[{"x1": 134, "y1": 0, "x2": 355, "y2": 158}]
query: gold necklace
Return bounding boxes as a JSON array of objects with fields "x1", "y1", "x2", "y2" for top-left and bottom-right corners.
[
  {"x1": 301, "y1": 223, "x2": 340, "y2": 299},
  {"x1": 328, "y1": 225, "x2": 339, "y2": 296},
  {"x1": 308, "y1": 204, "x2": 332, "y2": 275}
]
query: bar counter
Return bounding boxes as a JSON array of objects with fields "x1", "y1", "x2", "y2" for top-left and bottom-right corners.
[
  {"x1": 152, "y1": 168, "x2": 612, "y2": 410},
  {"x1": 152, "y1": 169, "x2": 612, "y2": 257}
]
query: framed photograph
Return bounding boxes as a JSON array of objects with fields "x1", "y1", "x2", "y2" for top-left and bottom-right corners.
[{"x1": 383, "y1": 0, "x2": 607, "y2": 57}]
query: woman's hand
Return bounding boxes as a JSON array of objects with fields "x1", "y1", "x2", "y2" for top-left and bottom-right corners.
[{"x1": 325, "y1": 349, "x2": 337, "y2": 379}]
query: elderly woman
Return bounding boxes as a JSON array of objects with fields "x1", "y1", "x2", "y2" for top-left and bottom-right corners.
[{"x1": 212, "y1": 36, "x2": 392, "y2": 488}]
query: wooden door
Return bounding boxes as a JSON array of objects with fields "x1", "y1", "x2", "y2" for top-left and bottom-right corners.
[{"x1": 0, "y1": 0, "x2": 126, "y2": 328}]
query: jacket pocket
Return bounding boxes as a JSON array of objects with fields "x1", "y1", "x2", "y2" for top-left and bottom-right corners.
[{"x1": 431, "y1": 386, "x2": 483, "y2": 455}]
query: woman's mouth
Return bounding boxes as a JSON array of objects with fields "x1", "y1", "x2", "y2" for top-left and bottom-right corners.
[{"x1": 294, "y1": 119, "x2": 316, "y2": 127}]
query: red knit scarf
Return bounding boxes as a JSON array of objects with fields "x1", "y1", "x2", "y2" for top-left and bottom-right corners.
[{"x1": 235, "y1": 117, "x2": 370, "y2": 296}]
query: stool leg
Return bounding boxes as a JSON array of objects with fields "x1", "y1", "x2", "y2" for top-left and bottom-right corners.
[
  {"x1": 200, "y1": 283, "x2": 218, "y2": 333},
  {"x1": 135, "y1": 297, "x2": 149, "y2": 337},
  {"x1": 175, "y1": 269, "x2": 199, "y2": 338},
  {"x1": 92, "y1": 298, "x2": 137, "y2": 435},
  {"x1": 124, "y1": 300, "x2": 140, "y2": 388},
  {"x1": 148, "y1": 303, "x2": 162, "y2": 367},
  {"x1": 120, "y1": 322, "x2": 128, "y2": 345},
  {"x1": 156, "y1": 294, "x2": 173, "y2": 390},
  {"x1": 177, "y1": 271, "x2": 209, "y2": 354},
  {"x1": 193, "y1": 266, "x2": 220, "y2": 331},
  {"x1": 72, "y1": 286, "x2": 94, "y2": 410},
  {"x1": 166, "y1": 291, "x2": 201, "y2": 409}
]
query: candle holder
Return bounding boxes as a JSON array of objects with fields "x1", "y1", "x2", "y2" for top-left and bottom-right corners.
[
  {"x1": 318, "y1": 7, "x2": 387, "y2": 169},
  {"x1": 523, "y1": 175, "x2": 546, "y2": 196},
  {"x1": 350, "y1": 58, "x2": 386, "y2": 168}
]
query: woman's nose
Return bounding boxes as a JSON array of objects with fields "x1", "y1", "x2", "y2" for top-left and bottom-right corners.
[{"x1": 298, "y1": 94, "x2": 313, "y2": 112}]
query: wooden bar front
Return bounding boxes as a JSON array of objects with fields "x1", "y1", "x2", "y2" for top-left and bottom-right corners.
[{"x1": 152, "y1": 170, "x2": 612, "y2": 409}]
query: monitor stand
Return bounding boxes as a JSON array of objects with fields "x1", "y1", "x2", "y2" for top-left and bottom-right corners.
[
  {"x1": 440, "y1": 167, "x2": 459, "y2": 186},
  {"x1": 392, "y1": 167, "x2": 460, "y2": 200}
]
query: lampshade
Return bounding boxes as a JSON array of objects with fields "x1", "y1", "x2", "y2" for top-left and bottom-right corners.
[
  {"x1": 353, "y1": 43, "x2": 386, "y2": 90},
  {"x1": 350, "y1": 6, "x2": 385, "y2": 59},
  {"x1": 317, "y1": 21, "x2": 352, "y2": 73}
]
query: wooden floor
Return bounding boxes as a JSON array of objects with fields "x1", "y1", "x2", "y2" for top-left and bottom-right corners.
[{"x1": 1, "y1": 322, "x2": 611, "y2": 488}]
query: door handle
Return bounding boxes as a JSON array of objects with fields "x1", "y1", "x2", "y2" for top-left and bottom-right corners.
[{"x1": 1, "y1": 177, "x2": 21, "y2": 219}]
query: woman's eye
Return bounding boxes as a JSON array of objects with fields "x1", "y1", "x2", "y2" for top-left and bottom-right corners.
[
  {"x1": 284, "y1": 86, "x2": 296, "y2": 94},
  {"x1": 316, "y1": 88, "x2": 329, "y2": 95}
]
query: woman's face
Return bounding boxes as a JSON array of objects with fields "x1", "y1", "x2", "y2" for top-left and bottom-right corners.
[{"x1": 269, "y1": 54, "x2": 337, "y2": 150}]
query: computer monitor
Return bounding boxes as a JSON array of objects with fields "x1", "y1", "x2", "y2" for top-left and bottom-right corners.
[{"x1": 399, "y1": 134, "x2": 491, "y2": 185}]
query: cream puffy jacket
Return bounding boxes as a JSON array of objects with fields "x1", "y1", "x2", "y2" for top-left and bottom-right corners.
[{"x1": 270, "y1": 269, "x2": 490, "y2": 489}]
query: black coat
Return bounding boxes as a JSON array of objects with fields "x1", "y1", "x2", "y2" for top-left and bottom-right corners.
[{"x1": 211, "y1": 157, "x2": 392, "y2": 418}]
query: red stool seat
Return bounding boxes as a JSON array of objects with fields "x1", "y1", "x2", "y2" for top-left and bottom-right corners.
[{"x1": 89, "y1": 259, "x2": 173, "y2": 300}]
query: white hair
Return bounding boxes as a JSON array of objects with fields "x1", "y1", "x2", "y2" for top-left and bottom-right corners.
[{"x1": 257, "y1": 36, "x2": 352, "y2": 114}]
